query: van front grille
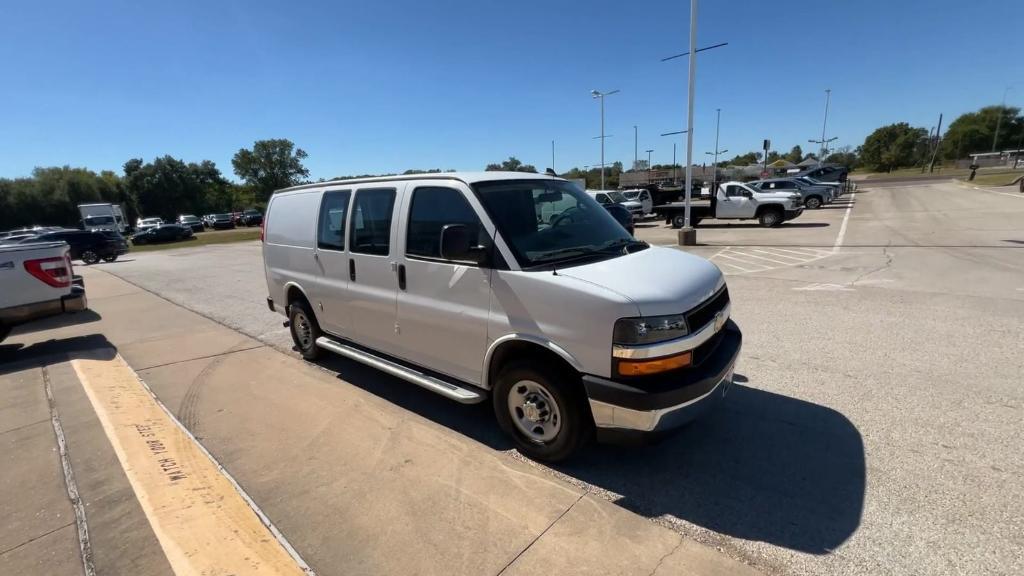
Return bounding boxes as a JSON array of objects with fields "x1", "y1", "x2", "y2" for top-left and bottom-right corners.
[{"x1": 686, "y1": 286, "x2": 729, "y2": 333}]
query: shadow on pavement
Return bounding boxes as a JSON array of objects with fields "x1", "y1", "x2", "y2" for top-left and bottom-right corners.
[
  {"x1": 554, "y1": 376, "x2": 865, "y2": 555},
  {"x1": 0, "y1": 333, "x2": 117, "y2": 374},
  {"x1": 697, "y1": 222, "x2": 831, "y2": 229},
  {"x1": 313, "y1": 354, "x2": 511, "y2": 448},
  {"x1": 315, "y1": 355, "x2": 865, "y2": 554}
]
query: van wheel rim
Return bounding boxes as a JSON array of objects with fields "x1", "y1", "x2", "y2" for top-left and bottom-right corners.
[
  {"x1": 508, "y1": 380, "x2": 561, "y2": 443},
  {"x1": 293, "y1": 311, "x2": 313, "y2": 349}
]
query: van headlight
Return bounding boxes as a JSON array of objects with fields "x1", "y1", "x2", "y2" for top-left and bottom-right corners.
[{"x1": 613, "y1": 314, "x2": 688, "y2": 346}]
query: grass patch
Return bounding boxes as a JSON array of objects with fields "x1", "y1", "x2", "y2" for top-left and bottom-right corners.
[
  {"x1": 964, "y1": 172, "x2": 1023, "y2": 187},
  {"x1": 853, "y1": 166, "x2": 971, "y2": 179},
  {"x1": 129, "y1": 227, "x2": 260, "y2": 252}
]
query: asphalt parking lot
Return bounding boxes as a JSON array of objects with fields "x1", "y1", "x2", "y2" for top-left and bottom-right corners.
[{"x1": 3, "y1": 179, "x2": 1022, "y2": 575}]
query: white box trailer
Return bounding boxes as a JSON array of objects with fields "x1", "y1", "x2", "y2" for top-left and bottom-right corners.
[{"x1": 78, "y1": 203, "x2": 128, "y2": 234}]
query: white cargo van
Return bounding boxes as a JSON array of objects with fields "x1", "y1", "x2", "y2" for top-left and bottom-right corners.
[{"x1": 262, "y1": 172, "x2": 740, "y2": 461}]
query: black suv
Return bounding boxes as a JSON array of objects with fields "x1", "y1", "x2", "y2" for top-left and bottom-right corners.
[
  {"x1": 24, "y1": 229, "x2": 129, "y2": 264},
  {"x1": 794, "y1": 164, "x2": 847, "y2": 182},
  {"x1": 240, "y1": 209, "x2": 263, "y2": 227}
]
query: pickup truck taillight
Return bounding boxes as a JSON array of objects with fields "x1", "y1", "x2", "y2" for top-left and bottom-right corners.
[{"x1": 24, "y1": 256, "x2": 72, "y2": 288}]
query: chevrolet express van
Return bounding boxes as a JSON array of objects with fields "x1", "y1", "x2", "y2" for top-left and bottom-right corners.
[{"x1": 262, "y1": 172, "x2": 741, "y2": 461}]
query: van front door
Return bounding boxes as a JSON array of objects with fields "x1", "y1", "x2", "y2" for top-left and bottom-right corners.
[
  {"x1": 717, "y1": 184, "x2": 755, "y2": 219},
  {"x1": 394, "y1": 184, "x2": 491, "y2": 384},
  {"x1": 346, "y1": 186, "x2": 401, "y2": 354}
]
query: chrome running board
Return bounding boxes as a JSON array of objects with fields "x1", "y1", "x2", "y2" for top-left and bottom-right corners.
[{"x1": 315, "y1": 337, "x2": 485, "y2": 404}]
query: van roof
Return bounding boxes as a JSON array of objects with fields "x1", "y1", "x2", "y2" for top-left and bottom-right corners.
[{"x1": 274, "y1": 171, "x2": 562, "y2": 195}]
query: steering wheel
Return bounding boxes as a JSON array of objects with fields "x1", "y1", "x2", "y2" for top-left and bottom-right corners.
[{"x1": 550, "y1": 206, "x2": 584, "y2": 227}]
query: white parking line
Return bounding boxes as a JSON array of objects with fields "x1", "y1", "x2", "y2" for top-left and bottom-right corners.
[
  {"x1": 733, "y1": 251, "x2": 796, "y2": 266},
  {"x1": 832, "y1": 188, "x2": 857, "y2": 254},
  {"x1": 750, "y1": 249, "x2": 807, "y2": 262},
  {"x1": 973, "y1": 186, "x2": 1024, "y2": 199}
]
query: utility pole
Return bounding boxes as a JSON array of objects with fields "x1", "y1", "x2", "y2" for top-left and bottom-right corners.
[
  {"x1": 634, "y1": 125, "x2": 638, "y2": 169},
  {"x1": 672, "y1": 142, "x2": 677, "y2": 185},
  {"x1": 928, "y1": 113, "x2": 943, "y2": 173},
  {"x1": 993, "y1": 87, "x2": 1012, "y2": 152},
  {"x1": 818, "y1": 89, "x2": 831, "y2": 165},
  {"x1": 591, "y1": 89, "x2": 620, "y2": 190}
]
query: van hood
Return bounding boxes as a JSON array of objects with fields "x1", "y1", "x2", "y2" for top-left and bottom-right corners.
[{"x1": 555, "y1": 246, "x2": 724, "y2": 316}]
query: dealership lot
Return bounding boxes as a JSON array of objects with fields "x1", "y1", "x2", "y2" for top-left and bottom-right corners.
[{"x1": 2, "y1": 179, "x2": 1022, "y2": 575}]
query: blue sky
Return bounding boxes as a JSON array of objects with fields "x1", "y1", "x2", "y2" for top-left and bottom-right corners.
[{"x1": 1, "y1": 0, "x2": 1020, "y2": 180}]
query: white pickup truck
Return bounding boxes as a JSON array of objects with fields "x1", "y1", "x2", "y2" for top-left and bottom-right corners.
[{"x1": 0, "y1": 242, "x2": 88, "y2": 343}]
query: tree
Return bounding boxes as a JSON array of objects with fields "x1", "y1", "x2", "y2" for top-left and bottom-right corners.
[
  {"x1": 859, "y1": 122, "x2": 928, "y2": 172},
  {"x1": 123, "y1": 156, "x2": 230, "y2": 220},
  {"x1": 0, "y1": 166, "x2": 127, "y2": 230},
  {"x1": 485, "y1": 156, "x2": 537, "y2": 173},
  {"x1": 941, "y1": 105, "x2": 1024, "y2": 159},
  {"x1": 825, "y1": 151, "x2": 859, "y2": 170},
  {"x1": 232, "y1": 139, "x2": 310, "y2": 201},
  {"x1": 785, "y1": 145, "x2": 804, "y2": 163},
  {"x1": 726, "y1": 152, "x2": 760, "y2": 165}
]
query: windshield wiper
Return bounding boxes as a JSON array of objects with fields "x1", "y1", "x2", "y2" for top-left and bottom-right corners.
[
  {"x1": 596, "y1": 238, "x2": 649, "y2": 254},
  {"x1": 529, "y1": 246, "x2": 593, "y2": 265}
]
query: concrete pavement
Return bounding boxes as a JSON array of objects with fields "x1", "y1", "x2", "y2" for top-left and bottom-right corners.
[
  {"x1": 83, "y1": 178, "x2": 1024, "y2": 575},
  {"x1": 0, "y1": 267, "x2": 759, "y2": 575}
]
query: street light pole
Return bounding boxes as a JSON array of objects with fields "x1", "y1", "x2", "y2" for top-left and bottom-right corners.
[
  {"x1": 592, "y1": 89, "x2": 620, "y2": 190},
  {"x1": 646, "y1": 149, "x2": 654, "y2": 184},
  {"x1": 634, "y1": 125, "x2": 638, "y2": 169},
  {"x1": 993, "y1": 86, "x2": 1012, "y2": 153},
  {"x1": 819, "y1": 89, "x2": 831, "y2": 165},
  {"x1": 684, "y1": 0, "x2": 698, "y2": 230},
  {"x1": 551, "y1": 140, "x2": 555, "y2": 174},
  {"x1": 673, "y1": 142, "x2": 677, "y2": 185},
  {"x1": 713, "y1": 108, "x2": 721, "y2": 188}
]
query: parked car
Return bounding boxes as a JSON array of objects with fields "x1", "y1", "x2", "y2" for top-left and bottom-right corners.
[
  {"x1": 620, "y1": 189, "x2": 654, "y2": 217},
  {"x1": 795, "y1": 164, "x2": 847, "y2": 183},
  {"x1": 20, "y1": 229, "x2": 129, "y2": 264},
  {"x1": 240, "y1": 209, "x2": 264, "y2": 227},
  {"x1": 0, "y1": 241, "x2": 87, "y2": 344},
  {"x1": 655, "y1": 181, "x2": 804, "y2": 228},
  {"x1": 585, "y1": 190, "x2": 645, "y2": 219},
  {"x1": 136, "y1": 217, "x2": 164, "y2": 232},
  {"x1": 209, "y1": 213, "x2": 236, "y2": 230},
  {"x1": 131, "y1": 223, "x2": 193, "y2": 245},
  {"x1": 603, "y1": 203, "x2": 635, "y2": 235},
  {"x1": 263, "y1": 172, "x2": 740, "y2": 462},
  {"x1": 750, "y1": 178, "x2": 832, "y2": 209},
  {"x1": 177, "y1": 214, "x2": 205, "y2": 232}
]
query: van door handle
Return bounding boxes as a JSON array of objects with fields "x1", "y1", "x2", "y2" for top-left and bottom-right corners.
[
  {"x1": 397, "y1": 264, "x2": 406, "y2": 290},
  {"x1": 349, "y1": 259, "x2": 356, "y2": 281}
]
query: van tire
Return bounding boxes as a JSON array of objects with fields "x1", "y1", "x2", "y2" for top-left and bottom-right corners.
[
  {"x1": 288, "y1": 299, "x2": 322, "y2": 360},
  {"x1": 805, "y1": 196, "x2": 822, "y2": 209},
  {"x1": 493, "y1": 362, "x2": 590, "y2": 462},
  {"x1": 758, "y1": 209, "x2": 782, "y2": 227}
]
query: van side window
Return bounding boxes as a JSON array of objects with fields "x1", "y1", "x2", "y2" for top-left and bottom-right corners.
[
  {"x1": 349, "y1": 188, "x2": 396, "y2": 256},
  {"x1": 406, "y1": 187, "x2": 484, "y2": 260},
  {"x1": 317, "y1": 190, "x2": 351, "y2": 250}
]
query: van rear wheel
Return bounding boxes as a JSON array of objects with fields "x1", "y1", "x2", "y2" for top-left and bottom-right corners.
[
  {"x1": 493, "y1": 362, "x2": 589, "y2": 462},
  {"x1": 288, "y1": 300, "x2": 322, "y2": 360}
]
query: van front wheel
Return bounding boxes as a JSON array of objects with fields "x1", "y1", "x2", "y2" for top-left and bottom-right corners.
[
  {"x1": 493, "y1": 362, "x2": 589, "y2": 462},
  {"x1": 288, "y1": 300, "x2": 322, "y2": 360}
]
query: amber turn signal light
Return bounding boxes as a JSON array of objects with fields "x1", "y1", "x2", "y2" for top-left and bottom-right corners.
[{"x1": 616, "y1": 351, "x2": 692, "y2": 376}]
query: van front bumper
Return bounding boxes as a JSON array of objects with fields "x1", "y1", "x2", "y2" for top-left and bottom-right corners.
[{"x1": 583, "y1": 320, "x2": 741, "y2": 439}]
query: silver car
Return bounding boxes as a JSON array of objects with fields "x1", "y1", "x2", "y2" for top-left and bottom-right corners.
[
  {"x1": 262, "y1": 172, "x2": 741, "y2": 461},
  {"x1": 751, "y1": 178, "x2": 833, "y2": 209}
]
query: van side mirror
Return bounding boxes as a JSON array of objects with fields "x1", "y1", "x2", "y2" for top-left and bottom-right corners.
[{"x1": 440, "y1": 224, "x2": 488, "y2": 265}]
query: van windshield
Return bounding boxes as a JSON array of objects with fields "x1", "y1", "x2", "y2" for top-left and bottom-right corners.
[{"x1": 473, "y1": 179, "x2": 643, "y2": 268}]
